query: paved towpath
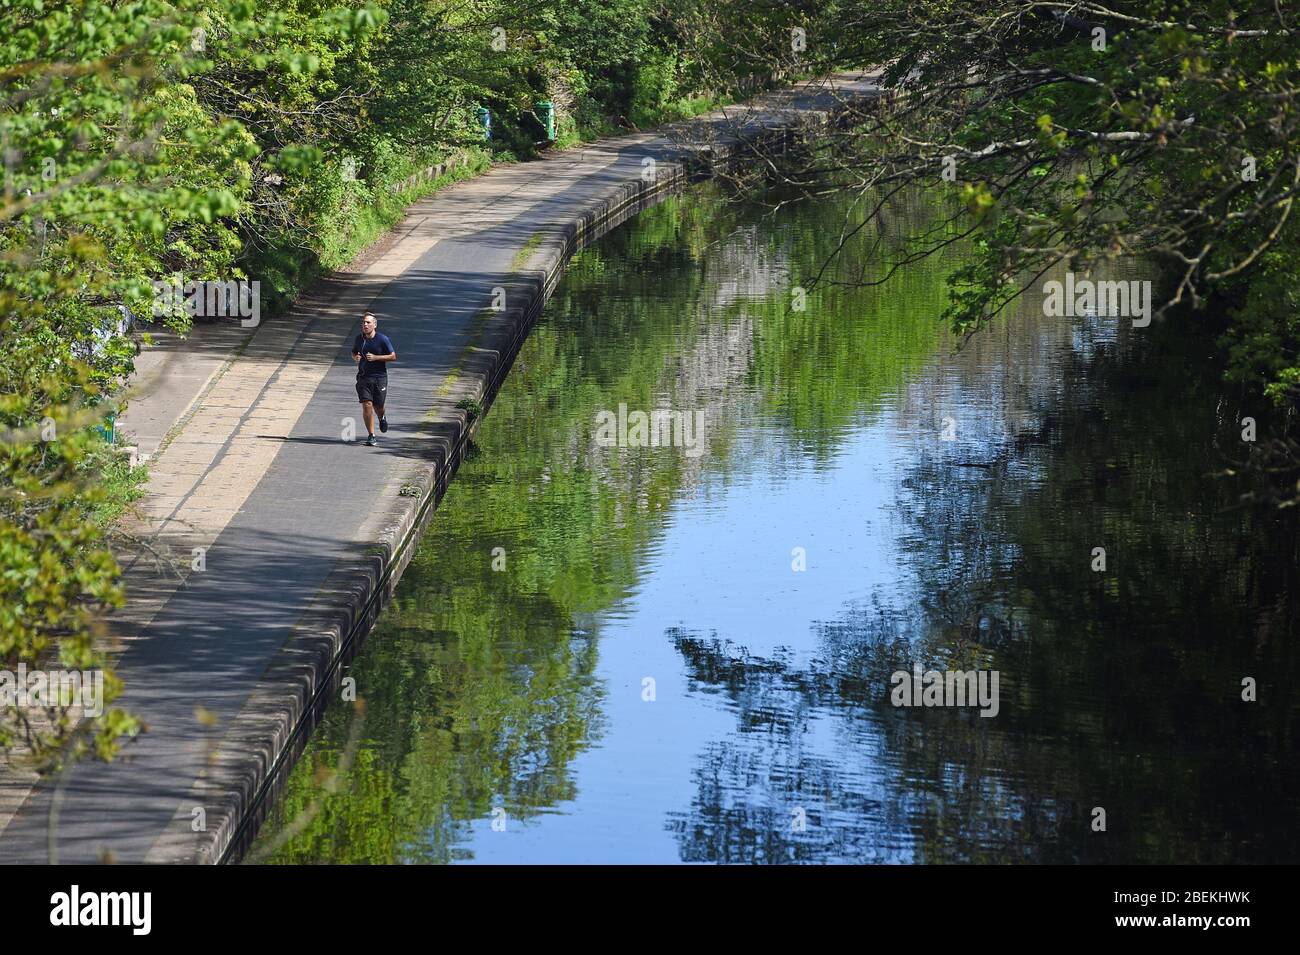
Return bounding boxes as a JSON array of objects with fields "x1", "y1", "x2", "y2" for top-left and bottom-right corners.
[{"x1": 0, "y1": 72, "x2": 882, "y2": 863}]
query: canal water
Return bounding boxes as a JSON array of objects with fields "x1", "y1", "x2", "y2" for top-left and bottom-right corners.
[{"x1": 251, "y1": 178, "x2": 1300, "y2": 864}]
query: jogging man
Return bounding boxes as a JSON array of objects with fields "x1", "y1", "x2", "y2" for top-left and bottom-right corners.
[{"x1": 352, "y1": 312, "x2": 397, "y2": 446}]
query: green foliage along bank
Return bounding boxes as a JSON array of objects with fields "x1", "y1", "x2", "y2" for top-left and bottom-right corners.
[{"x1": 0, "y1": 0, "x2": 785, "y2": 762}]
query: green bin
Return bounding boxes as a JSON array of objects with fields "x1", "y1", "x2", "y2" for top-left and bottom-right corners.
[{"x1": 536, "y1": 100, "x2": 556, "y2": 141}]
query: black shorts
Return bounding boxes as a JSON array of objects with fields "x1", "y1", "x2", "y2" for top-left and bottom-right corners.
[{"x1": 356, "y1": 375, "x2": 388, "y2": 406}]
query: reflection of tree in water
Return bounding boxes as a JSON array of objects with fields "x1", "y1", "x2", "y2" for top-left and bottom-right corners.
[
  {"x1": 665, "y1": 627, "x2": 889, "y2": 863},
  {"x1": 666, "y1": 302, "x2": 1300, "y2": 864},
  {"x1": 663, "y1": 624, "x2": 1075, "y2": 863},
  {"x1": 257, "y1": 588, "x2": 606, "y2": 864},
  {"x1": 886, "y1": 307, "x2": 1300, "y2": 863}
]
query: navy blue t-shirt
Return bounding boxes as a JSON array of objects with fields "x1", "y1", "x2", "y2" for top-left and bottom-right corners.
[{"x1": 353, "y1": 332, "x2": 394, "y2": 377}]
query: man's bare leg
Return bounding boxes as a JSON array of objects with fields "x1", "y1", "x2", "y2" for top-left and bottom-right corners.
[{"x1": 361, "y1": 400, "x2": 376, "y2": 436}]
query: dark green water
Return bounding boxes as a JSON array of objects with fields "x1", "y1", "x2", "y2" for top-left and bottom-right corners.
[{"x1": 251, "y1": 179, "x2": 1300, "y2": 864}]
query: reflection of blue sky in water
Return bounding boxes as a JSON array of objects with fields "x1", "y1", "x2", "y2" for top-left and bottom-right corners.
[
  {"x1": 460, "y1": 416, "x2": 915, "y2": 862},
  {"x1": 456, "y1": 255, "x2": 1144, "y2": 863}
]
